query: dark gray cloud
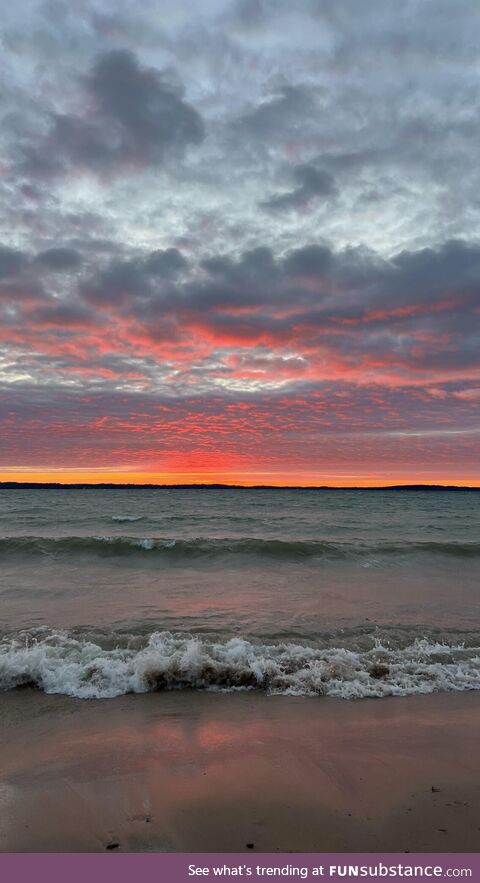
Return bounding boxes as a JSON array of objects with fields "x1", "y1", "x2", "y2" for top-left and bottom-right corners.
[
  {"x1": 388, "y1": 239, "x2": 480, "y2": 297},
  {"x1": 56, "y1": 235, "x2": 479, "y2": 390},
  {"x1": 109, "y1": 236, "x2": 480, "y2": 318},
  {"x1": 283, "y1": 244, "x2": 335, "y2": 277},
  {"x1": 202, "y1": 246, "x2": 277, "y2": 284},
  {"x1": 144, "y1": 248, "x2": 188, "y2": 277},
  {"x1": 35, "y1": 248, "x2": 83, "y2": 270},
  {"x1": 29, "y1": 300, "x2": 98, "y2": 328},
  {"x1": 86, "y1": 49, "x2": 205, "y2": 160},
  {"x1": 17, "y1": 49, "x2": 205, "y2": 179},
  {"x1": 81, "y1": 248, "x2": 187, "y2": 307},
  {"x1": 262, "y1": 165, "x2": 337, "y2": 212},
  {"x1": 0, "y1": 246, "x2": 27, "y2": 279},
  {"x1": 82, "y1": 258, "x2": 152, "y2": 307}
]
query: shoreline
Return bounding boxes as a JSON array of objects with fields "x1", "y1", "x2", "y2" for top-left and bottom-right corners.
[{"x1": 1, "y1": 689, "x2": 479, "y2": 852}]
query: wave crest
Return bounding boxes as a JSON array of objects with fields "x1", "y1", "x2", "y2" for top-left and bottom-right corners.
[
  {"x1": 1, "y1": 628, "x2": 479, "y2": 700},
  {"x1": 1, "y1": 535, "x2": 480, "y2": 560}
]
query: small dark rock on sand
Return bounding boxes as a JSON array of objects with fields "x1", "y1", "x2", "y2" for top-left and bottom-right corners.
[
  {"x1": 106, "y1": 842, "x2": 120, "y2": 850},
  {"x1": 246, "y1": 843, "x2": 255, "y2": 849}
]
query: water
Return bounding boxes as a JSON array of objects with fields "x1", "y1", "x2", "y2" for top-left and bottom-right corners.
[{"x1": 0, "y1": 487, "x2": 479, "y2": 699}]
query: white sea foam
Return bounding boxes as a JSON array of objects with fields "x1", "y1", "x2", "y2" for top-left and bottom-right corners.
[
  {"x1": 0, "y1": 630, "x2": 479, "y2": 701},
  {"x1": 111, "y1": 515, "x2": 143, "y2": 523},
  {"x1": 131, "y1": 538, "x2": 155, "y2": 550}
]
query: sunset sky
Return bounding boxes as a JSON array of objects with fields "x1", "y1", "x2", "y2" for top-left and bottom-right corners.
[{"x1": 1, "y1": 0, "x2": 479, "y2": 485}]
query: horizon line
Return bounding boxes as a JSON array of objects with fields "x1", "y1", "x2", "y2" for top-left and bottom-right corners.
[{"x1": 1, "y1": 481, "x2": 479, "y2": 491}]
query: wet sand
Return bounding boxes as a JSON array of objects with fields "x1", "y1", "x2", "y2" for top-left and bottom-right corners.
[{"x1": 0, "y1": 689, "x2": 479, "y2": 852}]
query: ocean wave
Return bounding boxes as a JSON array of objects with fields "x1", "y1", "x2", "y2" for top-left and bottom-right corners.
[
  {"x1": 111, "y1": 515, "x2": 144, "y2": 523},
  {"x1": 0, "y1": 628, "x2": 479, "y2": 700},
  {"x1": 1, "y1": 535, "x2": 480, "y2": 561}
]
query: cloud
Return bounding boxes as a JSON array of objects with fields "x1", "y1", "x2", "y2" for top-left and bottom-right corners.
[
  {"x1": 18, "y1": 49, "x2": 205, "y2": 179},
  {"x1": 86, "y1": 49, "x2": 205, "y2": 161},
  {"x1": 35, "y1": 248, "x2": 83, "y2": 271},
  {"x1": 282, "y1": 243, "x2": 335, "y2": 277},
  {"x1": 28, "y1": 235, "x2": 469, "y2": 396},
  {"x1": 1, "y1": 381, "x2": 478, "y2": 480},
  {"x1": 262, "y1": 164, "x2": 337, "y2": 211},
  {"x1": 81, "y1": 247, "x2": 187, "y2": 307},
  {"x1": 236, "y1": 84, "x2": 318, "y2": 141},
  {"x1": 0, "y1": 246, "x2": 27, "y2": 279},
  {"x1": 144, "y1": 248, "x2": 189, "y2": 277},
  {"x1": 1, "y1": 0, "x2": 480, "y2": 479},
  {"x1": 28, "y1": 301, "x2": 98, "y2": 329}
]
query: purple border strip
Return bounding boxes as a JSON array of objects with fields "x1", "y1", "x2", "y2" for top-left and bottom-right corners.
[{"x1": 1, "y1": 853, "x2": 479, "y2": 883}]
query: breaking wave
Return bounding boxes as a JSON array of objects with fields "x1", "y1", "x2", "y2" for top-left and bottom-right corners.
[
  {"x1": 0, "y1": 627, "x2": 479, "y2": 700},
  {"x1": 1, "y1": 535, "x2": 480, "y2": 561}
]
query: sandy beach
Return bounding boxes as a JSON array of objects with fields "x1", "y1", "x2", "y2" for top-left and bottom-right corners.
[{"x1": 0, "y1": 689, "x2": 479, "y2": 853}]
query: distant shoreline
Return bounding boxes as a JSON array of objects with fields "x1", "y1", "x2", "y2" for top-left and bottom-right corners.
[{"x1": 0, "y1": 482, "x2": 479, "y2": 491}]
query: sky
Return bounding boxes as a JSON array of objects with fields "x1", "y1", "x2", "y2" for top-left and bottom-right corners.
[{"x1": 0, "y1": 0, "x2": 479, "y2": 485}]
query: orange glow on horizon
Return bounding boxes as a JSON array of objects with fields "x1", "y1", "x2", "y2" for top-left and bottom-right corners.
[{"x1": 0, "y1": 468, "x2": 479, "y2": 488}]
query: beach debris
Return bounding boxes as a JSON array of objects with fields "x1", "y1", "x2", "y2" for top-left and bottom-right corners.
[
  {"x1": 431, "y1": 786, "x2": 441, "y2": 792},
  {"x1": 246, "y1": 843, "x2": 255, "y2": 849},
  {"x1": 437, "y1": 828, "x2": 448, "y2": 833},
  {"x1": 106, "y1": 842, "x2": 120, "y2": 850}
]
